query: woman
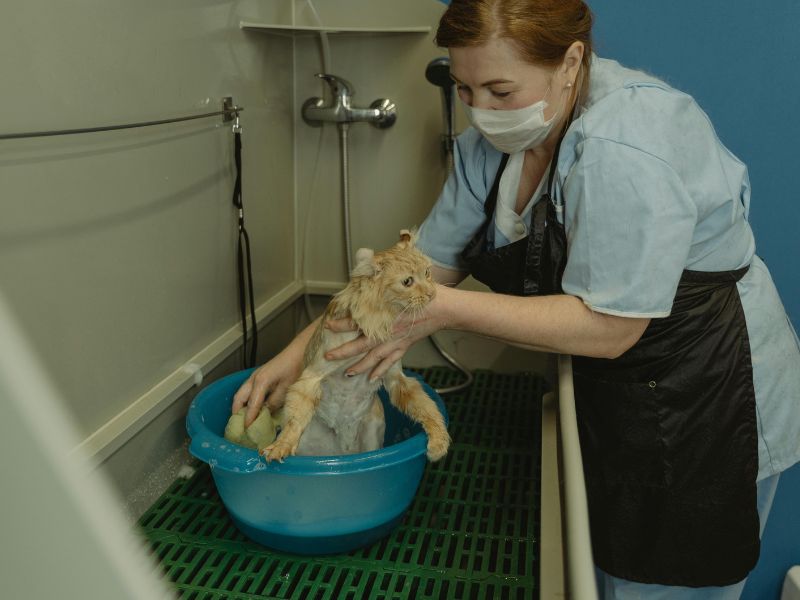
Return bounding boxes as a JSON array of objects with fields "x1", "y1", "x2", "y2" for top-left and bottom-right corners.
[{"x1": 233, "y1": 1, "x2": 800, "y2": 596}]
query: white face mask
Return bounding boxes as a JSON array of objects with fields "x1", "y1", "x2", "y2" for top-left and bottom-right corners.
[{"x1": 462, "y1": 86, "x2": 561, "y2": 154}]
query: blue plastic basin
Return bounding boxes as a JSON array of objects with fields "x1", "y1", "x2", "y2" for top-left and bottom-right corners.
[{"x1": 186, "y1": 368, "x2": 447, "y2": 555}]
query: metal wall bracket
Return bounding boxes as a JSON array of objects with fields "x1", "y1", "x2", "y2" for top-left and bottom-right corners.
[{"x1": 222, "y1": 97, "x2": 235, "y2": 123}]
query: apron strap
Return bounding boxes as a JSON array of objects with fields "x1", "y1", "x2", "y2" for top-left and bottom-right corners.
[
  {"x1": 482, "y1": 153, "x2": 510, "y2": 217},
  {"x1": 680, "y1": 265, "x2": 750, "y2": 285}
]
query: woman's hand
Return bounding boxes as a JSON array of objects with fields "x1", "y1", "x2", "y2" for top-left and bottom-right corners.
[
  {"x1": 324, "y1": 285, "x2": 451, "y2": 380},
  {"x1": 232, "y1": 348, "x2": 304, "y2": 427}
]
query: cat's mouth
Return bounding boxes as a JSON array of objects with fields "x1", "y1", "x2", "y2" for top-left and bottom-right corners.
[
  {"x1": 408, "y1": 295, "x2": 432, "y2": 308},
  {"x1": 394, "y1": 296, "x2": 430, "y2": 317}
]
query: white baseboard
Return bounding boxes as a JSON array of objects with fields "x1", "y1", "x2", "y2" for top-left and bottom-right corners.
[
  {"x1": 303, "y1": 279, "x2": 346, "y2": 295},
  {"x1": 73, "y1": 280, "x2": 305, "y2": 464}
]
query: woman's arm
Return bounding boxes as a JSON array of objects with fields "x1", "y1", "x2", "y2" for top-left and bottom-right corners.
[
  {"x1": 325, "y1": 283, "x2": 650, "y2": 379},
  {"x1": 232, "y1": 316, "x2": 320, "y2": 426},
  {"x1": 431, "y1": 264, "x2": 468, "y2": 288},
  {"x1": 437, "y1": 284, "x2": 649, "y2": 358}
]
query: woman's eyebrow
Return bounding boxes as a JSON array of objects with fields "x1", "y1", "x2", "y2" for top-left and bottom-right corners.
[{"x1": 450, "y1": 74, "x2": 514, "y2": 87}]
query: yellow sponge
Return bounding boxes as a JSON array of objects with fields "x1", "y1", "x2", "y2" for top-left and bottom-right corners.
[{"x1": 224, "y1": 408, "x2": 281, "y2": 451}]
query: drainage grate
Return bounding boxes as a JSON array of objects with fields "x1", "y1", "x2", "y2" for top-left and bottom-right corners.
[{"x1": 138, "y1": 367, "x2": 546, "y2": 600}]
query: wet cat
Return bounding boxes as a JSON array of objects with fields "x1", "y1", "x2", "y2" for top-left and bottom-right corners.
[{"x1": 260, "y1": 230, "x2": 450, "y2": 462}]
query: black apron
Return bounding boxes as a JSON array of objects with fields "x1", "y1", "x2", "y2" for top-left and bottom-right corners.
[
  {"x1": 460, "y1": 140, "x2": 760, "y2": 587},
  {"x1": 461, "y1": 151, "x2": 567, "y2": 296}
]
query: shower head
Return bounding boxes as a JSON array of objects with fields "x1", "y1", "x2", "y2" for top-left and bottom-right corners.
[
  {"x1": 425, "y1": 57, "x2": 456, "y2": 162},
  {"x1": 425, "y1": 57, "x2": 453, "y2": 89}
]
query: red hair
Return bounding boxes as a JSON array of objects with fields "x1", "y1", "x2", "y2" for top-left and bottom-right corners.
[{"x1": 436, "y1": 0, "x2": 594, "y2": 97}]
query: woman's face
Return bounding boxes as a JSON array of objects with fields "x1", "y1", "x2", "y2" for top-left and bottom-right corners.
[{"x1": 450, "y1": 37, "x2": 558, "y2": 115}]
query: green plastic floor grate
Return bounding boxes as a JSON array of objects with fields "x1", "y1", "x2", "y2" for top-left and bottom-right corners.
[{"x1": 138, "y1": 367, "x2": 546, "y2": 600}]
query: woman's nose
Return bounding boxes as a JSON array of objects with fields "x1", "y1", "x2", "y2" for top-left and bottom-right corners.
[{"x1": 470, "y1": 92, "x2": 494, "y2": 110}]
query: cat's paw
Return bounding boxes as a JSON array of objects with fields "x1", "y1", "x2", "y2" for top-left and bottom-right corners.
[
  {"x1": 261, "y1": 439, "x2": 295, "y2": 463},
  {"x1": 426, "y1": 429, "x2": 451, "y2": 462}
]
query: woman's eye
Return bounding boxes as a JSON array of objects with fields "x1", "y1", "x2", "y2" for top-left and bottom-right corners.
[
  {"x1": 402, "y1": 277, "x2": 414, "y2": 287},
  {"x1": 491, "y1": 90, "x2": 512, "y2": 98}
]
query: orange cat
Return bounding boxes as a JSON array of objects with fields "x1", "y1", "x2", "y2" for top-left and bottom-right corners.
[{"x1": 262, "y1": 230, "x2": 450, "y2": 462}]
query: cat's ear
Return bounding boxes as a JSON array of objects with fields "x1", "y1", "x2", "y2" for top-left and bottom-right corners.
[
  {"x1": 398, "y1": 228, "x2": 419, "y2": 247},
  {"x1": 351, "y1": 247, "x2": 380, "y2": 278}
]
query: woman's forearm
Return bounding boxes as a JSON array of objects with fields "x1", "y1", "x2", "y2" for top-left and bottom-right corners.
[
  {"x1": 281, "y1": 316, "x2": 321, "y2": 363},
  {"x1": 435, "y1": 284, "x2": 649, "y2": 359}
]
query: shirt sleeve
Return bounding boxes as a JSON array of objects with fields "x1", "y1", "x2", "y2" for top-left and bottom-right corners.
[
  {"x1": 416, "y1": 128, "x2": 501, "y2": 271},
  {"x1": 561, "y1": 137, "x2": 698, "y2": 317}
]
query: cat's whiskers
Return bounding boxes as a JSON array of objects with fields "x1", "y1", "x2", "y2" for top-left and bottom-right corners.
[
  {"x1": 399, "y1": 307, "x2": 419, "y2": 340},
  {"x1": 404, "y1": 313, "x2": 419, "y2": 339},
  {"x1": 392, "y1": 301, "x2": 427, "y2": 341},
  {"x1": 393, "y1": 303, "x2": 414, "y2": 326}
]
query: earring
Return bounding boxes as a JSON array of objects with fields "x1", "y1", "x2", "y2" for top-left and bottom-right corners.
[{"x1": 566, "y1": 81, "x2": 574, "y2": 89}]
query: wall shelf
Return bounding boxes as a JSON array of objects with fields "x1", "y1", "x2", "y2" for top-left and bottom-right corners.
[{"x1": 240, "y1": 21, "x2": 431, "y2": 36}]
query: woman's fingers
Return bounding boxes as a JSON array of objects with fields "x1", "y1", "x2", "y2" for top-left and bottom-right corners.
[
  {"x1": 323, "y1": 312, "x2": 434, "y2": 376},
  {"x1": 232, "y1": 373, "x2": 269, "y2": 427},
  {"x1": 232, "y1": 376, "x2": 253, "y2": 413},
  {"x1": 325, "y1": 335, "x2": 373, "y2": 361},
  {"x1": 325, "y1": 317, "x2": 357, "y2": 332},
  {"x1": 266, "y1": 383, "x2": 288, "y2": 413},
  {"x1": 369, "y1": 348, "x2": 406, "y2": 380},
  {"x1": 344, "y1": 343, "x2": 407, "y2": 380},
  {"x1": 242, "y1": 370, "x2": 275, "y2": 426}
]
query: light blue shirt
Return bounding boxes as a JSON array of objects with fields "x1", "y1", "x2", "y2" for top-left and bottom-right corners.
[{"x1": 418, "y1": 56, "x2": 800, "y2": 480}]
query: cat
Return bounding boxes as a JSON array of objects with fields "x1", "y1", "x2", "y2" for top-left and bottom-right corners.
[{"x1": 260, "y1": 229, "x2": 450, "y2": 463}]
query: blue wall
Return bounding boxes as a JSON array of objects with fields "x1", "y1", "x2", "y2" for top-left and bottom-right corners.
[
  {"x1": 750, "y1": 464, "x2": 800, "y2": 599},
  {"x1": 589, "y1": 3, "x2": 800, "y2": 598},
  {"x1": 589, "y1": 1, "x2": 799, "y2": 328}
]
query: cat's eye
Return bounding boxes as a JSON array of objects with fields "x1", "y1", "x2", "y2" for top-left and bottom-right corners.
[
  {"x1": 402, "y1": 277, "x2": 414, "y2": 287},
  {"x1": 425, "y1": 267, "x2": 431, "y2": 278}
]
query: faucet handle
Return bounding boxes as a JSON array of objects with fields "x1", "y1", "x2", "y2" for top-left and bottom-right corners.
[{"x1": 316, "y1": 73, "x2": 355, "y2": 101}]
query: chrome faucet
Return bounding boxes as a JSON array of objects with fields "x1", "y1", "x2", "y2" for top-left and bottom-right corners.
[{"x1": 302, "y1": 74, "x2": 397, "y2": 129}]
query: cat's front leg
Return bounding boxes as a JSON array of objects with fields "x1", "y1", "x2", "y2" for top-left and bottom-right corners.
[
  {"x1": 262, "y1": 373, "x2": 322, "y2": 462},
  {"x1": 384, "y1": 367, "x2": 450, "y2": 461}
]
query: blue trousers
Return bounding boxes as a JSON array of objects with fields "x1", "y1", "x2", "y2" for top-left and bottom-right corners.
[{"x1": 595, "y1": 473, "x2": 781, "y2": 600}]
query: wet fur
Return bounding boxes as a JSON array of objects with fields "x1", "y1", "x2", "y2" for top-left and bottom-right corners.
[{"x1": 263, "y1": 230, "x2": 451, "y2": 462}]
